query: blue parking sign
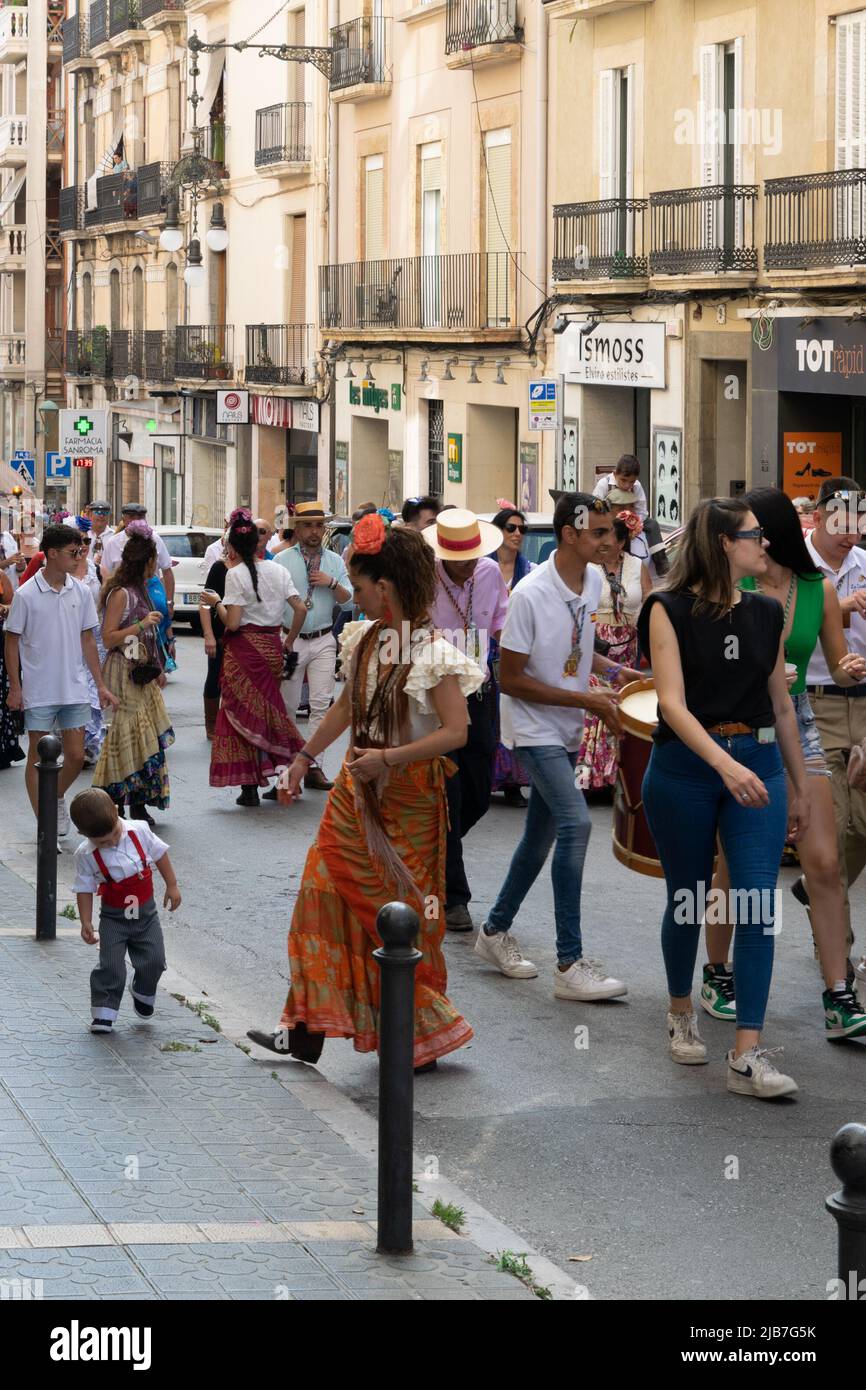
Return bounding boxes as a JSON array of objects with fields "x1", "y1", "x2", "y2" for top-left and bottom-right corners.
[{"x1": 46, "y1": 452, "x2": 72, "y2": 481}]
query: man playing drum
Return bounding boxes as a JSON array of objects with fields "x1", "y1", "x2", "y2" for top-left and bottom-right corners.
[{"x1": 473, "y1": 492, "x2": 641, "y2": 999}]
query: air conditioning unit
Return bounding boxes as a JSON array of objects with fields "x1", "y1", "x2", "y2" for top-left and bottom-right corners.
[{"x1": 123, "y1": 375, "x2": 139, "y2": 400}]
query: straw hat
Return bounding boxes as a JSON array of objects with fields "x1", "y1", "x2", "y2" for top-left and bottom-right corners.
[
  {"x1": 422, "y1": 508, "x2": 504, "y2": 562},
  {"x1": 607, "y1": 488, "x2": 636, "y2": 506},
  {"x1": 294, "y1": 500, "x2": 332, "y2": 522}
]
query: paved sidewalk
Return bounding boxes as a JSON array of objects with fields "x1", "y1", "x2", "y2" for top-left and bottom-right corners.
[{"x1": 0, "y1": 865, "x2": 537, "y2": 1302}]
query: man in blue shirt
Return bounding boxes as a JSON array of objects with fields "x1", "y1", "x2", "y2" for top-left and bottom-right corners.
[{"x1": 273, "y1": 501, "x2": 351, "y2": 790}]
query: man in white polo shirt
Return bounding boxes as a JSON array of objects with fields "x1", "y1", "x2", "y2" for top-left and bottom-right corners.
[
  {"x1": 803, "y1": 477, "x2": 866, "y2": 956},
  {"x1": 4, "y1": 523, "x2": 118, "y2": 836},
  {"x1": 101, "y1": 502, "x2": 175, "y2": 607},
  {"x1": 474, "y1": 492, "x2": 641, "y2": 1000}
]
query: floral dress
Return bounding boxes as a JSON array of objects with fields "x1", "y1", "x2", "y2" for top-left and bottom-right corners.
[{"x1": 575, "y1": 552, "x2": 643, "y2": 791}]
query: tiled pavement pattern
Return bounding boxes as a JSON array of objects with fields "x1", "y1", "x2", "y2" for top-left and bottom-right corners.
[{"x1": 0, "y1": 867, "x2": 533, "y2": 1301}]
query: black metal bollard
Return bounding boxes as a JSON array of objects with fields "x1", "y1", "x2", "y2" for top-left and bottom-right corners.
[
  {"x1": 373, "y1": 901, "x2": 422, "y2": 1255},
  {"x1": 35, "y1": 734, "x2": 62, "y2": 942},
  {"x1": 826, "y1": 1122, "x2": 866, "y2": 1297}
]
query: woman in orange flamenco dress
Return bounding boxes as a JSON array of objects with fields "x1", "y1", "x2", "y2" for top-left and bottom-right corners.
[{"x1": 247, "y1": 516, "x2": 481, "y2": 1070}]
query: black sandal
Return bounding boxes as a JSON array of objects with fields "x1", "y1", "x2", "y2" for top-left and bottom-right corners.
[{"x1": 246, "y1": 1024, "x2": 324, "y2": 1064}]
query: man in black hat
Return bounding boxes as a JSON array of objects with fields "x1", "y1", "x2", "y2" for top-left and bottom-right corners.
[
  {"x1": 85, "y1": 501, "x2": 115, "y2": 573},
  {"x1": 100, "y1": 503, "x2": 175, "y2": 607}
]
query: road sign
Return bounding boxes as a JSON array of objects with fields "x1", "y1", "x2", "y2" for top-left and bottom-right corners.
[
  {"x1": 13, "y1": 454, "x2": 35, "y2": 486},
  {"x1": 46, "y1": 452, "x2": 72, "y2": 481},
  {"x1": 58, "y1": 409, "x2": 109, "y2": 464},
  {"x1": 528, "y1": 379, "x2": 558, "y2": 431}
]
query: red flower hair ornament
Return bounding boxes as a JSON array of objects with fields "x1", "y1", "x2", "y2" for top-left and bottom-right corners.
[
  {"x1": 617, "y1": 509, "x2": 643, "y2": 538},
  {"x1": 352, "y1": 512, "x2": 388, "y2": 555}
]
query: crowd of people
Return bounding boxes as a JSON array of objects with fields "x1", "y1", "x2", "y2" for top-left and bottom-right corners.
[{"x1": 3, "y1": 463, "x2": 866, "y2": 1098}]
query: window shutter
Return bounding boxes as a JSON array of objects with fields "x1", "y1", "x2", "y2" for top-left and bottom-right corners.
[
  {"x1": 484, "y1": 129, "x2": 511, "y2": 252},
  {"x1": 625, "y1": 65, "x2": 635, "y2": 199},
  {"x1": 837, "y1": 11, "x2": 866, "y2": 169},
  {"x1": 598, "y1": 68, "x2": 616, "y2": 200},
  {"x1": 421, "y1": 142, "x2": 442, "y2": 259},
  {"x1": 837, "y1": 15, "x2": 850, "y2": 171},
  {"x1": 699, "y1": 44, "x2": 721, "y2": 187},
  {"x1": 289, "y1": 214, "x2": 307, "y2": 322},
  {"x1": 365, "y1": 155, "x2": 385, "y2": 261}
]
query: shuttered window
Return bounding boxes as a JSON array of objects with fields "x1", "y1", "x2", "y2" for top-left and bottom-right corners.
[
  {"x1": 421, "y1": 141, "x2": 442, "y2": 257},
  {"x1": 364, "y1": 154, "x2": 385, "y2": 261},
  {"x1": 837, "y1": 11, "x2": 866, "y2": 171},
  {"x1": 484, "y1": 129, "x2": 511, "y2": 325},
  {"x1": 289, "y1": 214, "x2": 307, "y2": 322}
]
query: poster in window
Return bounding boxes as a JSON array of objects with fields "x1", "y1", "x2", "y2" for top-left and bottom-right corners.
[
  {"x1": 387, "y1": 449, "x2": 403, "y2": 511},
  {"x1": 334, "y1": 441, "x2": 349, "y2": 516},
  {"x1": 562, "y1": 419, "x2": 578, "y2": 491},
  {"x1": 652, "y1": 427, "x2": 682, "y2": 526},
  {"x1": 519, "y1": 441, "x2": 538, "y2": 512}
]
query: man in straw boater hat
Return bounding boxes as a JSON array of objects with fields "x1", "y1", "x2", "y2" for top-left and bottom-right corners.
[
  {"x1": 271, "y1": 500, "x2": 352, "y2": 792},
  {"x1": 423, "y1": 508, "x2": 509, "y2": 931},
  {"x1": 473, "y1": 491, "x2": 635, "y2": 999}
]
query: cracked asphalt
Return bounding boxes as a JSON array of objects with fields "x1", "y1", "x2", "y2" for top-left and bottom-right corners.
[{"x1": 4, "y1": 631, "x2": 865, "y2": 1300}]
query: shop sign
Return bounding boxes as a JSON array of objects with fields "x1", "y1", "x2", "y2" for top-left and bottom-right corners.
[
  {"x1": 778, "y1": 319, "x2": 866, "y2": 396},
  {"x1": 557, "y1": 322, "x2": 666, "y2": 389},
  {"x1": 217, "y1": 389, "x2": 249, "y2": 424},
  {"x1": 782, "y1": 432, "x2": 842, "y2": 501},
  {"x1": 251, "y1": 395, "x2": 293, "y2": 428},
  {"x1": 528, "y1": 380, "x2": 558, "y2": 431},
  {"x1": 59, "y1": 409, "x2": 109, "y2": 464},
  {"x1": 293, "y1": 400, "x2": 319, "y2": 433},
  {"x1": 349, "y1": 381, "x2": 390, "y2": 413},
  {"x1": 391, "y1": 384, "x2": 402, "y2": 411},
  {"x1": 447, "y1": 433, "x2": 463, "y2": 484}
]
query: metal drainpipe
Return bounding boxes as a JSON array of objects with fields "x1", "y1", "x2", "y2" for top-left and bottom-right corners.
[
  {"x1": 327, "y1": 0, "x2": 339, "y2": 508},
  {"x1": 536, "y1": 0, "x2": 548, "y2": 317}
]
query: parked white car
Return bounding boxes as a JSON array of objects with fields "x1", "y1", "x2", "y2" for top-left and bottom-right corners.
[{"x1": 154, "y1": 526, "x2": 224, "y2": 630}]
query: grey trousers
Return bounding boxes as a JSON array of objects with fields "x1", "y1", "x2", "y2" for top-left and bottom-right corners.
[{"x1": 91, "y1": 897, "x2": 166, "y2": 1021}]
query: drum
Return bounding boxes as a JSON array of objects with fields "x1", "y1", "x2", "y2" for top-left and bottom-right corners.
[{"x1": 612, "y1": 679, "x2": 664, "y2": 878}]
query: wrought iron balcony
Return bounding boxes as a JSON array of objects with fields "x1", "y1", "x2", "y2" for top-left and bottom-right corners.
[
  {"x1": 330, "y1": 16, "x2": 388, "y2": 91},
  {"x1": 255, "y1": 103, "x2": 311, "y2": 167},
  {"x1": 320, "y1": 253, "x2": 516, "y2": 331},
  {"x1": 89, "y1": 0, "x2": 108, "y2": 48},
  {"x1": 111, "y1": 330, "x2": 144, "y2": 381},
  {"x1": 175, "y1": 325, "x2": 234, "y2": 380},
  {"x1": 445, "y1": 0, "x2": 520, "y2": 55},
  {"x1": 764, "y1": 169, "x2": 866, "y2": 270},
  {"x1": 552, "y1": 198, "x2": 648, "y2": 281},
  {"x1": 59, "y1": 185, "x2": 83, "y2": 232},
  {"x1": 143, "y1": 329, "x2": 176, "y2": 382},
  {"x1": 109, "y1": 0, "x2": 143, "y2": 36},
  {"x1": 648, "y1": 184, "x2": 758, "y2": 275},
  {"x1": 84, "y1": 171, "x2": 126, "y2": 227},
  {"x1": 137, "y1": 161, "x2": 173, "y2": 218},
  {"x1": 62, "y1": 11, "x2": 89, "y2": 62},
  {"x1": 65, "y1": 327, "x2": 112, "y2": 378},
  {"x1": 141, "y1": 0, "x2": 184, "y2": 18},
  {"x1": 246, "y1": 325, "x2": 313, "y2": 385}
]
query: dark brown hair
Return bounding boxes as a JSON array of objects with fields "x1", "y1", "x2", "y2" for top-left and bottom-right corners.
[
  {"x1": 70, "y1": 787, "x2": 118, "y2": 838},
  {"x1": 100, "y1": 532, "x2": 157, "y2": 610},
  {"x1": 348, "y1": 525, "x2": 436, "y2": 626},
  {"x1": 663, "y1": 496, "x2": 751, "y2": 618}
]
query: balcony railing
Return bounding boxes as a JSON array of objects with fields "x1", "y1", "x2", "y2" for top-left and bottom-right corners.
[
  {"x1": 59, "y1": 185, "x2": 83, "y2": 232},
  {"x1": 111, "y1": 329, "x2": 144, "y2": 380},
  {"x1": 109, "y1": 0, "x2": 142, "y2": 35},
  {"x1": 764, "y1": 169, "x2": 866, "y2": 270},
  {"x1": 1, "y1": 225, "x2": 25, "y2": 259},
  {"x1": 330, "y1": 16, "x2": 388, "y2": 91},
  {"x1": 552, "y1": 198, "x2": 648, "y2": 281},
  {"x1": 90, "y1": 0, "x2": 108, "y2": 48},
  {"x1": 0, "y1": 116, "x2": 28, "y2": 160},
  {"x1": 47, "y1": 109, "x2": 65, "y2": 159},
  {"x1": 205, "y1": 120, "x2": 228, "y2": 174},
  {"x1": 143, "y1": 329, "x2": 175, "y2": 382},
  {"x1": 0, "y1": 6, "x2": 29, "y2": 55},
  {"x1": 246, "y1": 325, "x2": 313, "y2": 385},
  {"x1": 62, "y1": 10, "x2": 90, "y2": 62},
  {"x1": 137, "y1": 161, "x2": 172, "y2": 217},
  {"x1": 141, "y1": 0, "x2": 184, "y2": 15},
  {"x1": 46, "y1": 219, "x2": 62, "y2": 261},
  {"x1": 648, "y1": 184, "x2": 758, "y2": 275},
  {"x1": 255, "y1": 103, "x2": 311, "y2": 167},
  {"x1": 0, "y1": 334, "x2": 26, "y2": 369},
  {"x1": 320, "y1": 253, "x2": 516, "y2": 330},
  {"x1": 65, "y1": 327, "x2": 112, "y2": 378},
  {"x1": 84, "y1": 171, "x2": 125, "y2": 227},
  {"x1": 48, "y1": 4, "x2": 65, "y2": 46},
  {"x1": 46, "y1": 329, "x2": 64, "y2": 376},
  {"x1": 445, "y1": 0, "x2": 520, "y2": 54},
  {"x1": 175, "y1": 325, "x2": 234, "y2": 380}
]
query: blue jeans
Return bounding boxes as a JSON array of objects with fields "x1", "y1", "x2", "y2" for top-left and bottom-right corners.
[
  {"x1": 486, "y1": 745, "x2": 591, "y2": 965},
  {"x1": 642, "y1": 735, "x2": 788, "y2": 1031}
]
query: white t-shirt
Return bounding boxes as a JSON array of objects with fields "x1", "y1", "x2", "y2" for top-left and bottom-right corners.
[
  {"x1": 223, "y1": 558, "x2": 299, "y2": 627},
  {"x1": 101, "y1": 528, "x2": 172, "y2": 576},
  {"x1": 592, "y1": 473, "x2": 649, "y2": 520},
  {"x1": 805, "y1": 533, "x2": 866, "y2": 686},
  {"x1": 5, "y1": 570, "x2": 100, "y2": 708},
  {"x1": 204, "y1": 537, "x2": 226, "y2": 568},
  {"x1": 1, "y1": 529, "x2": 20, "y2": 592},
  {"x1": 73, "y1": 820, "x2": 170, "y2": 894},
  {"x1": 499, "y1": 557, "x2": 602, "y2": 752}
]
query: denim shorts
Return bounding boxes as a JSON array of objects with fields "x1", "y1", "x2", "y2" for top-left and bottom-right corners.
[
  {"x1": 24, "y1": 702, "x2": 91, "y2": 733},
  {"x1": 792, "y1": 691, "x2": 829, "y2": 776}
]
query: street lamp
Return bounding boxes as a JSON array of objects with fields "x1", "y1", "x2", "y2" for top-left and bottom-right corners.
[
  {"x1": 184, "y1": 238, "x2": 206, "y2": 289},
  {"x1": 206, "y1": 202, "x2": 229, "y2": 253},
  {"x1": 159, "y1": 197, "x2": 184, "y2": 253}
]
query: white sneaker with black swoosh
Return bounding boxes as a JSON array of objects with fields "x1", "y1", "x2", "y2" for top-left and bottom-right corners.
[{"x1": 726, "y1": 1046, "x2": 798, "y2": 1099}]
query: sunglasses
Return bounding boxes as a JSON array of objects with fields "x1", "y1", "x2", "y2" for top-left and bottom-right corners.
[
  {"x1": 90, "y1": 509, "x2": 109, "y2": 516},
  {"x1": 504, "y1": 523, "x2": 527, "y2": 535},
  {"x1": 66, "y1": 546, "x2": 86, "y2": 558},
  {"x1": 731, "y1": 526, "x2": 764, "y2": 542}
]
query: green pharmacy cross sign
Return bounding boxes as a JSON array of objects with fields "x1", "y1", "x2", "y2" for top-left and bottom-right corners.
[{"x1": 75, "y1": 415, "x2": 95, "y2": 437}]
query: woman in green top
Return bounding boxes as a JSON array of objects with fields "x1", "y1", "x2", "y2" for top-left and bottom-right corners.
[{"x1": 704, "y1": 487, "x2": 866, "y2": 1040}]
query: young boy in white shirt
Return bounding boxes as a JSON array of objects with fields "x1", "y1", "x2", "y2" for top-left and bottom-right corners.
[
  {"x1": 592, "y1": 454, "x2": 648, "y2": 520},
  {"x1": 71, "y1": 788, "x2": 181, "y2": 1034}
]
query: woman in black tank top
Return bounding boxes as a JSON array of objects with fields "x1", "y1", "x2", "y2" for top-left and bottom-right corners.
[{"x1": 637, "y1": 498, "x2": 809, "y2": 1101}]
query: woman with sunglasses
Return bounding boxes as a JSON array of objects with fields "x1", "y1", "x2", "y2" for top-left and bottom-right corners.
[
  {"x1": 638, "y1": 498, "x2": 810, "y2": 1099},
  {"x1": 702, "y1": 487, "x2": 866, "y2": 1042},
  {"x1": 489, "y1": 505, "x2": 535, "y2": 805}
]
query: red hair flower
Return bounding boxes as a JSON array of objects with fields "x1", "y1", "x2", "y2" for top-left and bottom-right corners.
[
  {"x1": 618, "y1": 509, "x2": 643, "y2": 537},
  {"x1": 352, "y1": 512, "x2": 387, "y2": 555}
]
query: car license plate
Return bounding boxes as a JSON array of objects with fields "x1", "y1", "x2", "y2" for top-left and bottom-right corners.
[{"x1": 184, "y1": 592, "x2": 202, "y2": 604}]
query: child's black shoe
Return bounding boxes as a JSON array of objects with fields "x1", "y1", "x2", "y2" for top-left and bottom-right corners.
[
  {"x1": 91, "y1": 1018, "x2": 112, "y2": 1034},
  {"x1": 132, "y1": 998, "x2": 154, "y2": 1019}
]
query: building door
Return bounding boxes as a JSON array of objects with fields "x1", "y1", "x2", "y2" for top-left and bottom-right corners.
[
  {"x1": 286, "y1": 428, "x2": 318, "y2": 504},
  {"x1": 428, "y1": 398, "x2": 444, "y2": 495}
]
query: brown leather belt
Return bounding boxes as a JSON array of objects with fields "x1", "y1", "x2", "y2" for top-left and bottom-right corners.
[{"x1": 706, "y1": 722, "x2": 753, "y2": 737}]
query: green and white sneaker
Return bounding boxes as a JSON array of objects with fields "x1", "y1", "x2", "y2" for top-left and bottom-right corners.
[
  {"x1": 700, "y1": 964, "x2": 736, "y2": 1021},
  {"x1": 823, "y1": 987, "x2": 866, "y2": 1041}
]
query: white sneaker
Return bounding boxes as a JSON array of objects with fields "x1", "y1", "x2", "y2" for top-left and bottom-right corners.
[
  {"x1": 57, "y1": 797, "x2": 69, "y2": 836},
  {"x1": 474, "y1": 925, "x2": 538, "y2": 979},
  {"x1": 667, "y1": 1010, "x2": 708, "y2": 1065},
  {"x1": 726, "y1": 1046, "x2": 798, "y2": 1100},
  {"x1": 855, "y1": 957, "x2": 866, "y2": 1011},
  {"x1": 553, "y1": 958, "x2": 628, "y2": 1002}
]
